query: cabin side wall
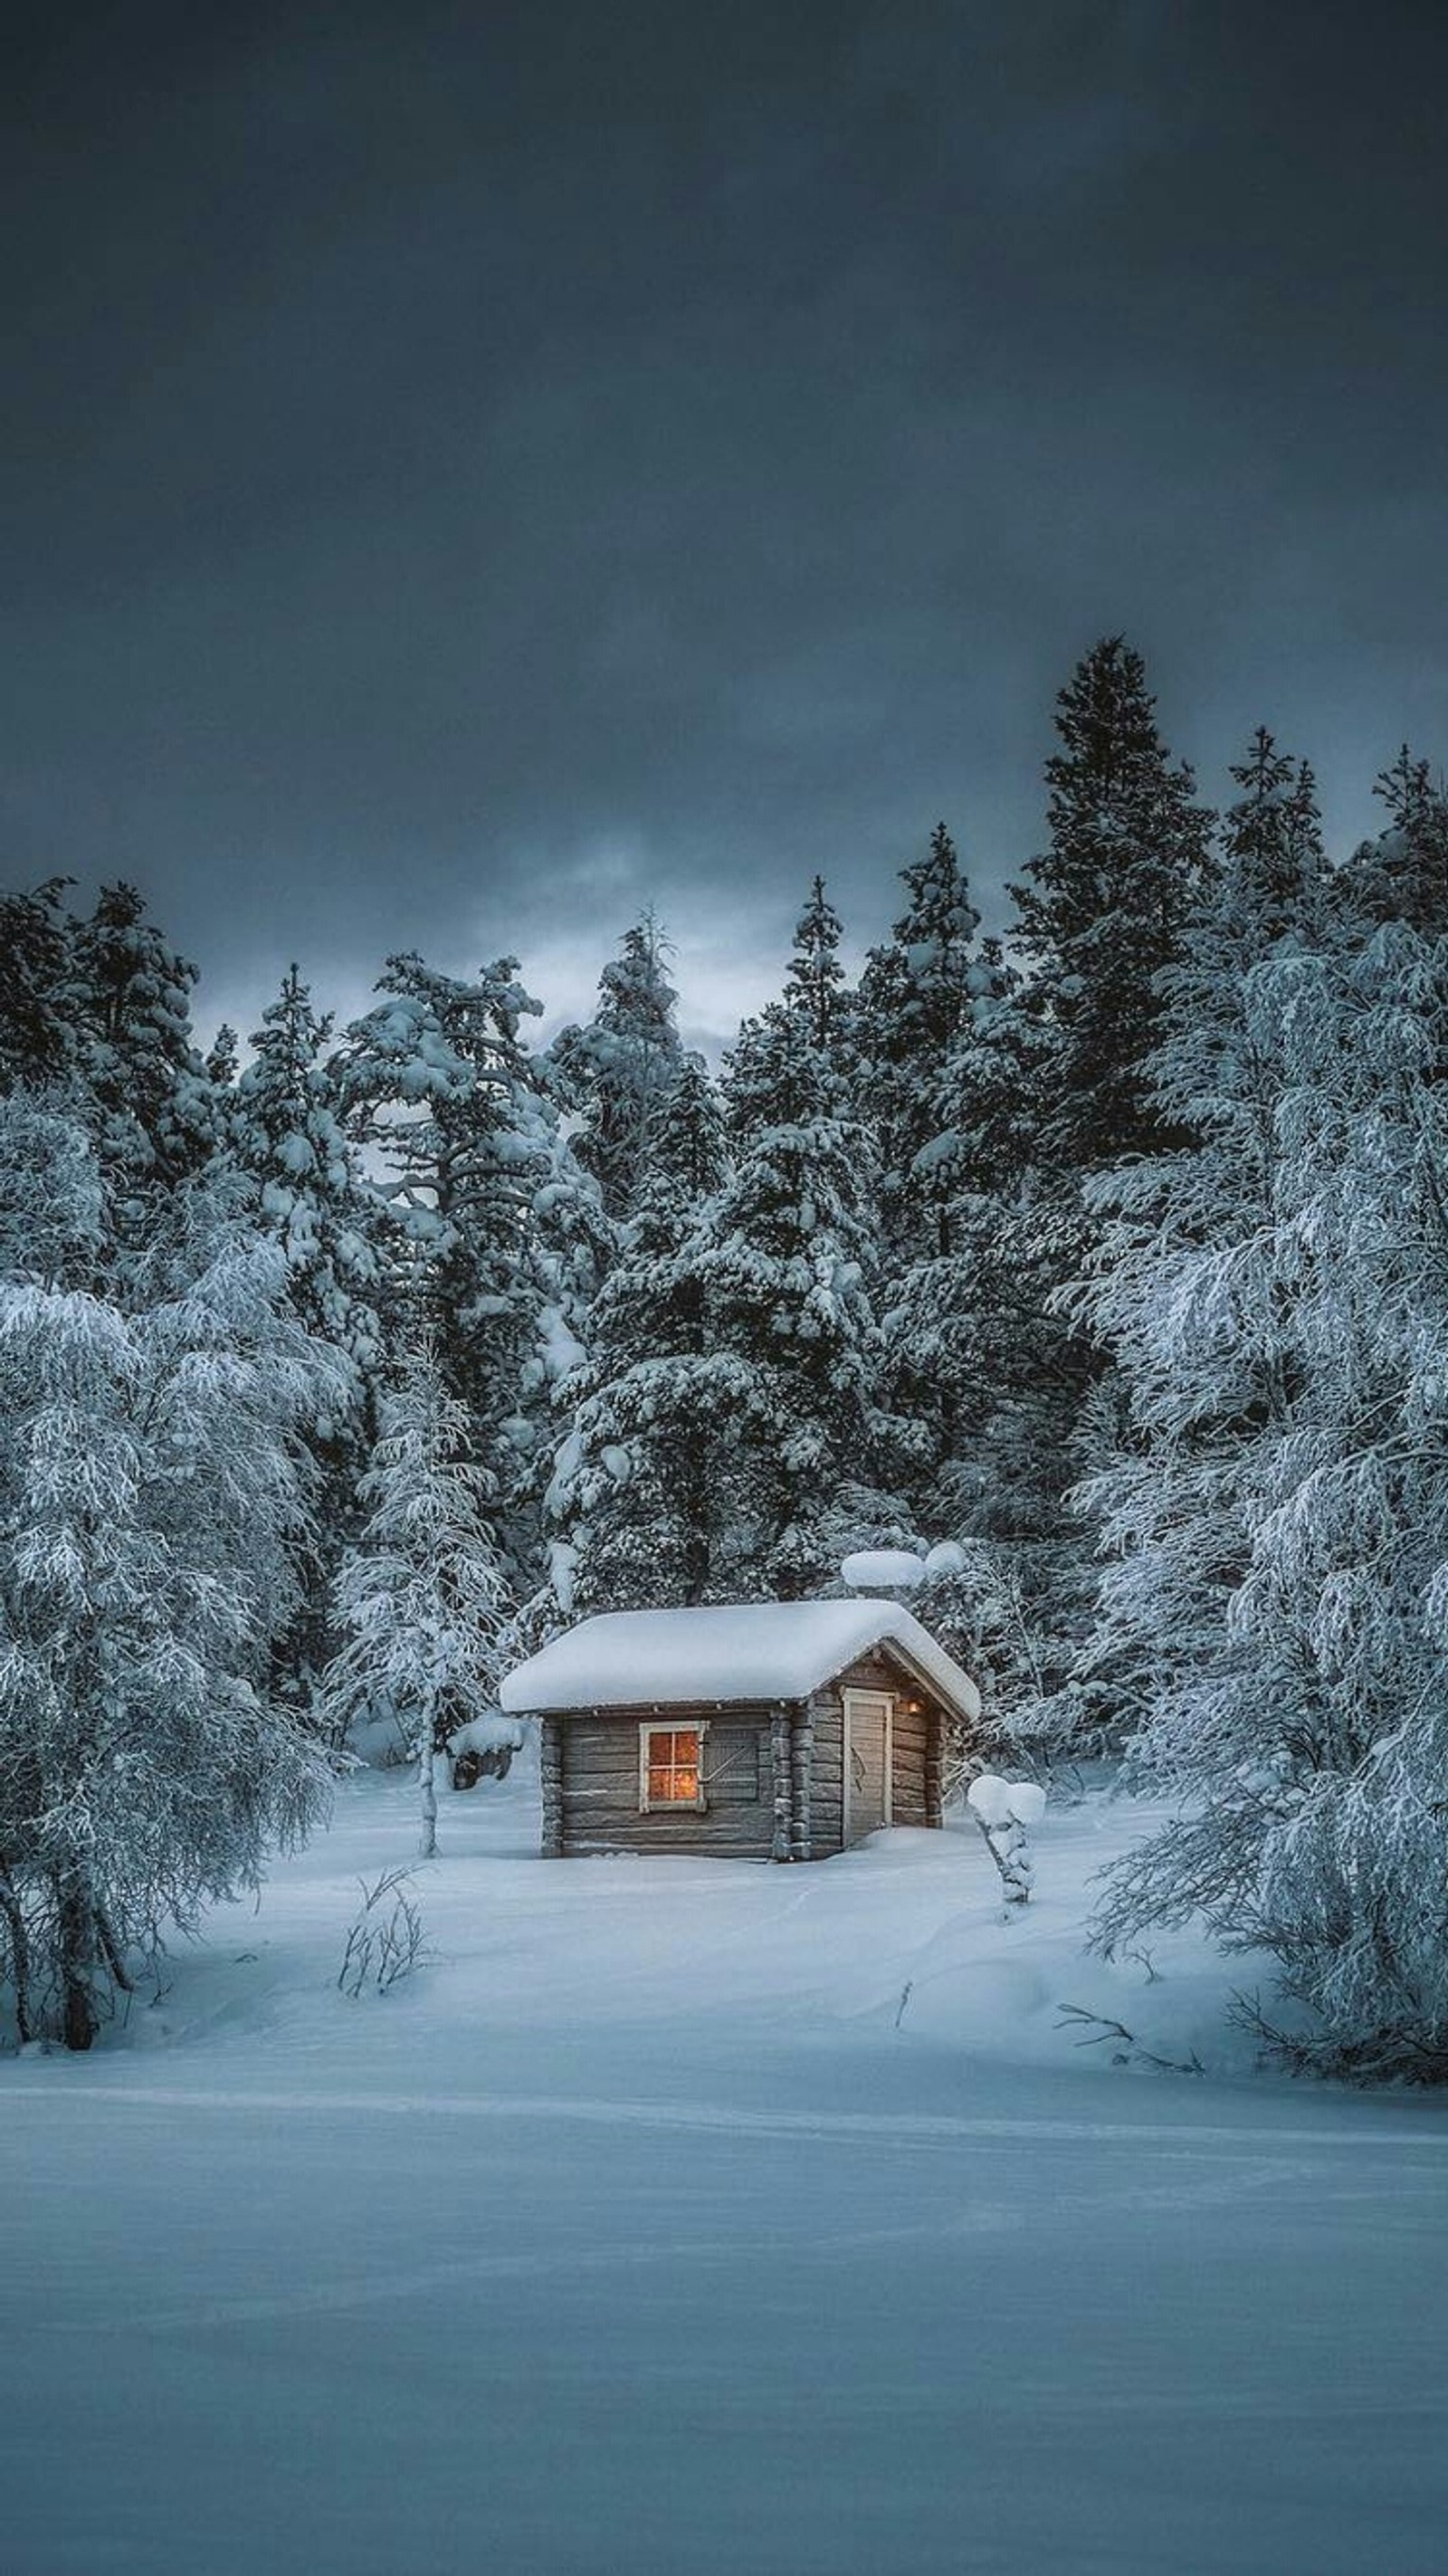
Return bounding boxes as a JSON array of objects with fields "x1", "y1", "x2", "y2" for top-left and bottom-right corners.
[
  {"x1": 557, "y1": 1708, "x2": 776, "y2": 1857},
  {"x1": 808, "y1": 1650, "x2": 949, "y2": 1848}
]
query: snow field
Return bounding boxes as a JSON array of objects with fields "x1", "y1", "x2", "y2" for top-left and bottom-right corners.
[{"x1": 3, "y1": 1763, "x2": 1445, "y2": 2576}]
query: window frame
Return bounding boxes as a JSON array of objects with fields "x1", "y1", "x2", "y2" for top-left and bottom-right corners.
[{"x1": 638, "y1": 1719, "x2": 710, "y2": 1813}]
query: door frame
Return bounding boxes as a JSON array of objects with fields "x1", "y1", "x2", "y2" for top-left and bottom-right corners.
[{"x1": 842, "y1": 1688, "x2": 894, "y2": 1842}]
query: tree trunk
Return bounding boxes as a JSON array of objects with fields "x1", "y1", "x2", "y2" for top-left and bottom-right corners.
[
  {"x1": 57, "y1": 1877, "x2": 99, "y2": 2050},
  {"x1": 976, "y1": 1813, "x2": 1033, "y2": 1904},
  {"x1": 0, "y1": 1857, "x2": 33, "y2": 2045},
  {"x1": 418, "y1": 1721, "x2": 438, "y2": 1860}
]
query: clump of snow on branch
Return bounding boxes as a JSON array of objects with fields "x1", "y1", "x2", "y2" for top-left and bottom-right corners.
[{"x1": 839, "y1": 1548, "x2": 925, "y2": 1591}]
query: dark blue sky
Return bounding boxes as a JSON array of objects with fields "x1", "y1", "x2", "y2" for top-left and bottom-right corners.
[{"x1": 3, "y1": 1, "x2": 1445, "y2": 1049}]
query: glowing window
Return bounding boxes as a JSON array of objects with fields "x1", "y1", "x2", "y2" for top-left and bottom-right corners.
[{"x1": 639, "y1": 1724, "x2": 706, "y2": 1810}]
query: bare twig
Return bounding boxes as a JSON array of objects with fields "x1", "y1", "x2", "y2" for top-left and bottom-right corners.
[{"x1": 1055, "y1": 2000, "x2": 1204, "y2": 2075}]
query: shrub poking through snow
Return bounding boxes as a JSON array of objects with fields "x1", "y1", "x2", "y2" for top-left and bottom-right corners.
[
  {"x1": 337, "y1": 1868, "x2": 430, "y2": 1998},
  {"x1": 967, "y1": 1774, "x2": 1047, "y2": 1905}
]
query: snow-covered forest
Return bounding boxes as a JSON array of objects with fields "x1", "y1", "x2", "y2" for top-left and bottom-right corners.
[{"x1": 4, "y1": 636, "x2": 1447, "y2": 2080}]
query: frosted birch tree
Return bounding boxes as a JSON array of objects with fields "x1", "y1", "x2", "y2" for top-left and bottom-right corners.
[{"x1": 0, "y1": 1099, "x2": 343, "y2": 2049}]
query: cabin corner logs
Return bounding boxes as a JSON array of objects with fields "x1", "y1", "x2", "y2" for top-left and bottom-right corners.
[{"x1": 538, "y1": 1648, "x2": 952, "y2": 1860}]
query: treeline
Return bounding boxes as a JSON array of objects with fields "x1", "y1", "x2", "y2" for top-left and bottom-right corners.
[{"x1": 3, "y1": 635, "x2": 1447, "y2": 2075}]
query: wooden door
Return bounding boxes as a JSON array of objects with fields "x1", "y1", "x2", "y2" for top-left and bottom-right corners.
[{"x1": 843, "y1": 1690, "x2": 893, "y2": 1844}]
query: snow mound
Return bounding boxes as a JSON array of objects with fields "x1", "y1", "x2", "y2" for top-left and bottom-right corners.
[{"x1": 500, "y1": 1600, "x2": 982, "y2": 1720}]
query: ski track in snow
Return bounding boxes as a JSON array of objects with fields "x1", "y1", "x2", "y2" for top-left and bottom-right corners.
[{"x1": 9, "y1": 2076, "x2": 1448, "y2": 2154}]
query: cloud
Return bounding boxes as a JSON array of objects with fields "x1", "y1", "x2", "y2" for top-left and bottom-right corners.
[{"x1": 2, "y1": 1, "x2": 1445, "y2": 1054}]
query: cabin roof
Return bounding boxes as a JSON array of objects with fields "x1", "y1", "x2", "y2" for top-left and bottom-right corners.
[{"x1": 499, "y1": 1599, "x2": 983, "y2": 1723}]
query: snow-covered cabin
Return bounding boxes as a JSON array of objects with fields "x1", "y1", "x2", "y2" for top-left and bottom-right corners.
[{"x1": 499, "y1": 1601, "x2": 983, "y2": 1861}]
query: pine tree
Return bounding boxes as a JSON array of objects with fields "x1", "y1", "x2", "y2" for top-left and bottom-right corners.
[
  {"x1": 907, "y1": 644, "x2": 1213, "y2": 1749},
  {"x1": 0, "y1": 880, "x2": 80, "y2": 1087},
  {"x1": 0, "y1": 1101, "x2": 342, "y2": 2048},
  {"x1": 230, "y1": 966, "x2": 390, "y2": 1705},
  {"x1": 322, "y1": 1341, "x2": 511, "y2": 1857},
  {"x1": 205, "y1": 1024, "x2": 240, "y2": 1089},
  {"x1": 1075, "y1": 882, "x2": 1448, "y2": 2076},
  {"x1": 1220, "y1": 729, "x2": 1327, "y2": 940},
  {"x1": 233, "y1": 966, "x2": 386, "y2": 1416},
  {"x1": 338, "y1": 951, "x2": 550, "y2": 1564},
  {"x1": 853, "y1": 824, "x2": 1005, "y2": 1522},
  {"x1": 784, "y1": 874, "x2": 848, "y2": 1059},
  {"x1": 1340, "y1": 747, "x2": 1448, "y2": 937},
  {"x1": 548, "y1": 911, "x2": 683, "y2": 1221},
  {"x1": 70, "y1": 882, "x2": 220, "y2": 1207},
  {"x1": 1011, "y1": 637, "x2": 1213, "y2": 1171},
  {"x1": 545, "y1": 1054, "x2": 748, "y2": 1614},
  {"x1": 879, "y1": 923, "x2": 1062, "y2": 1527},
  {"x1": 1053, "y1": 727, "x2": 1336, "y2": 1746},
  {"x1": 708, "y1": 953, "x2": 906, "y2": 1598},
  {"x1": 854, "y1": 824, "x2": 983, "y2": 1261}
]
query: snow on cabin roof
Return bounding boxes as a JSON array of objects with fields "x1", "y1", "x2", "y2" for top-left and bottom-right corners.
[{"x1": 499, "y1": 1600, "x2": 982, "y2": 1723}]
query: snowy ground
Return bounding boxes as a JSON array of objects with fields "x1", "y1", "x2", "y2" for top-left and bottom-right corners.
[{"x1": 4, "y1": 1760, "x2": 1446, "y2": 2576}]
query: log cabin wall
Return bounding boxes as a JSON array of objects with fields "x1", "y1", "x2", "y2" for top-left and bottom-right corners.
[
  {"x1": 544, "y1": 1656, "x2": 954, "y2": 1858},
  {"x1": 805, "y1": 1689, "x2": 844, "y2": 1855},
  {"x1": 806, "y1": 1650, "x2": 948, "y2": 1850},
  {"x1": 557, "y1": 1707, "x2": 776, "y2": 1857}
]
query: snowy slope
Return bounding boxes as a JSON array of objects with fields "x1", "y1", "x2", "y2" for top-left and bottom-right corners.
[{"x1": 2, "y1": 1764, "x2": 1445, "y2": 2576}]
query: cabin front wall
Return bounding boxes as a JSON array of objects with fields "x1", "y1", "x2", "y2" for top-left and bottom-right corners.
[
  {"x1": 546, "y1": 1707, "x2": 777, "y2": 1858},
  {"x1": 538, "y1": 1656, "x2": 953, "y2": 1860}
]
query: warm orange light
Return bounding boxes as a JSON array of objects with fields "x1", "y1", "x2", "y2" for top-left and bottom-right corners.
[{"x1": 645, "y1": 1728, "x2": 702, "y2": 1806}]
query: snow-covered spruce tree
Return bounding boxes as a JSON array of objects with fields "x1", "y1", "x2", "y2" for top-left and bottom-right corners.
[
  {"x1": 338, "y1": 950, "x2": 550, "y2": 1569},
  {"x1": 230, "y1": 965, "x2": 390, "y2": 1705},
  {"x1": 783, "y1": 874, "x2": 850, "y2": 1062},
  {"x1": 547, "y1": 911, "x2": 683, "y2": 1222},
  {"x1": 545, "y1": 1054, "x2": 755, "y2": 1616},
  {"x1": 1219, "y1": 727, "x2": 1329, "y2": 939},
  {"x1": 1058, "y1": 729, "x2": 1334, "y2": 1744},
  {"x1": 708, "y1": 917, "x2": 909, "y2": 1599},
  {"x1": 1077, "y1": 903, "x2": 1448, "y2": 2080},
  {"x1": 322, "y1": 1341, "x2": 511, "y2": 1857},
  {"x1": 0, "y1": 880, "x2": 81, "y2": 1088},
  {"x1": 853, "y1": 823, "x2": 983, "y2": 1265},
  {"x1": 69, "y1": 882, "x2": 222, "y2": 1216},
  {"x1": 853, "y1": 826, "x2": 1036, "y2": 1545},
  {"x1": 1011, "y1": 636, "x2": 1214, "y2": 1172},
  {"x1": 205, "y1": 1023, "x2": 240, "y2": 1089},
  {"x1": 233, "y1": 965, "x2": 386, "y2": 1426},
  {"x1": 0, "y1": 1098, "x2": 344, "y2": 2050},
  {"x1": 916, "y1": 643, "x2": 1214, "y2": 1753},
  {"x1": 1338, "y1": 746, "x2": 1448, "y2": 940}
]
